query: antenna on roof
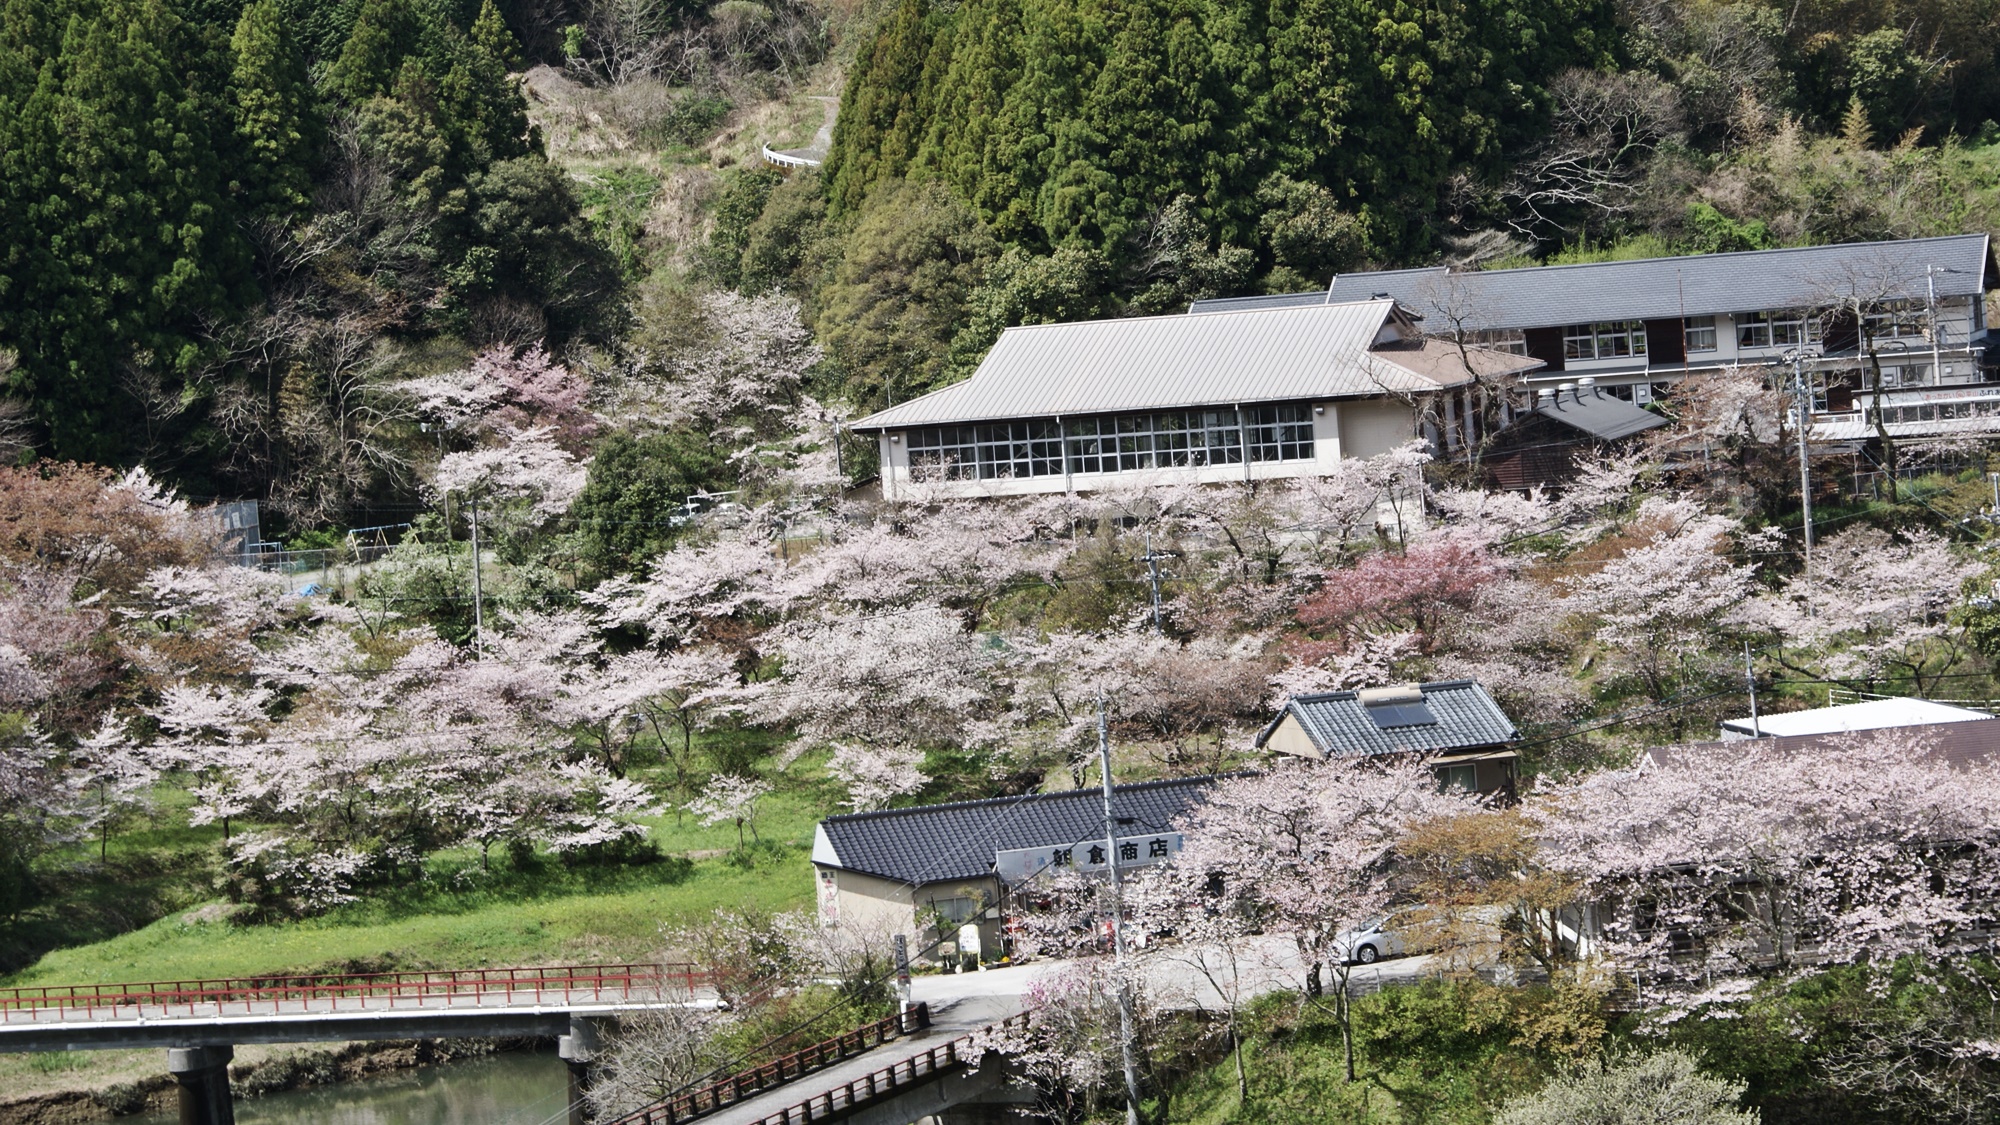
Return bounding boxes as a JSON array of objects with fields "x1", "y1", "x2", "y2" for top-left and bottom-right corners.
[{"x1": 1323, "y1": 273, "x2": 1338, "y2": 305}]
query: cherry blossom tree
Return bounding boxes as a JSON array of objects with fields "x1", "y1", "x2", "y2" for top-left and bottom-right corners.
[
  {"x1": 1529, "y1": 729, "x2": 2000, "y2": 1002},
  {"x1": 1295, "y1": 536, "x2": 1505, "y2": 653},
  {"x1": 688, "y1": 774, "x2": 770, "y2": 849},
  {"x1": 586, "y1": 535, "x2": 786, "y2": 640},
  {"x1": 0, "y1": 572, "x2": 113, "y2": 730},
  {"x1": 433, "y1": 424, "x2": 590, "y2": 525},
  {"x1": 825, "y1": 743, "x2": 927, "y2": 811},
  {"x1": 1266, "y1": 630, "x2": 1424, "y2": 702},
  {"x1": 1557, "y1": 497, "x2": 1755, "y2": 699},
  {"x1": 1494, "y1": 1049, "x2": 1758, "y2": 1125},
  {"x1": 69, "y1": 716, "x2": 157, "y2": 862},
  {"x1": 1737, "y1": 526, "x2": 1980, "y2": 694},
  {"x1": 964, "y1": 959, "x2": 1175, "y2": 1122},
  {"x1": 617, "y1": 290, "x2": 821, "y2": 439},
  {"x1": 1157, "y1": 756, "x2": 1479, "y2": 1081},
  {"x1": 979, "y1": 629, "x2": 1170, "y2": 787},
  {"x1": 0, "y1": 720, "x2": 91, "y2": 916},
  {"x1": 399, "y1": 344, "x2": 598, "y2": 450},
  {"x1": 751, "y1": 603, "x2": 993, "y2": 763}
]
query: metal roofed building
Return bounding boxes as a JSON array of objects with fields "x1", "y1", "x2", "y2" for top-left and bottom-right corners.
[
  {"x1": 847, "y1": 299, "x2": 1539, "y2": 499},
  {"x1": 1484, "y1": 380, "x2": 1670, "y2": 491},
  {"x1": 1647, "y1": 717, "x2": 2000, "y2": 772},
  {"x1": 1255, "y1": 680, "x2": 1521, "y2": 793},
  {"x1": 1189, "y1": 236, "x2": 2000, "y2": 425},
  {"x1": 1718, "y1": 696, "x2": 1992, "y2": 740},
  {"x1": 811, "y1": 776, "x2": 1220, "y2": 962}
]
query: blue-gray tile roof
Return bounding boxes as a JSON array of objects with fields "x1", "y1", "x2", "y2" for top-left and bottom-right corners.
[
  {"x1": 1259, "y1": 680, "x2": 1519, "y2": 758},
  {"x1": 816, "y1": 776, "x2": 1221, "y2": 885},
  {"x1": 1190, "y1": 235, "x2": 1997, "y2": 330}
]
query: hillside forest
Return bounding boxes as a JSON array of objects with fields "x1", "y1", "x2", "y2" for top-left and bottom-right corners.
[
  {"x1": 15, "y1": 0, "x2": 2000, "y2": 1121},
  {"x1": 11, "y1": 0, "x2": 2000, "y2": 508}
]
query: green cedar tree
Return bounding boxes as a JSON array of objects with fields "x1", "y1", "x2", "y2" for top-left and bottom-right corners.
[
  {"x1": 230, "y1": 0, "x2": 321, "y2": 217},
  {"x1": 817, "y1": 179, "x2": 997, "y2": 407},
  {"x1": 572, "y1": 430, "x2": 728, "y2": 576},
  {"x1": 0, "y1": 0, "x2": 249, "y2": 462},
  {"x1": 326, "y1": 0, "x2": 421, "y2": 102}
]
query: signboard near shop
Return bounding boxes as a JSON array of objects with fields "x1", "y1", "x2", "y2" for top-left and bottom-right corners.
[{"x1": 993, "y1": 832, "x2": 1184, "y2": 886}]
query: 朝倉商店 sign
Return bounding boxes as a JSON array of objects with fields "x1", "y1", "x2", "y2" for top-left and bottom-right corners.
[{"x1": 993, "y1": 833, "x2": 1183, "y2": 885}]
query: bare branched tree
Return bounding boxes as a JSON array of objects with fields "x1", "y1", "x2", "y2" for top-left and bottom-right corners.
[
  {"x1": 0, "y1": 350, "x2": 30, "y2": 464},
  {"x1": 1803, "y1": 250, "x2": 1941, "y2": 499},
  {"x1": 1503, "y1": 69, "x2": 1683, "y2": 239}
]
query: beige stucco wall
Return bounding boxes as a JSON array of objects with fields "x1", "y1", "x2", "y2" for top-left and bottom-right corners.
[
  {"x1": 817, "y1": 865, "x2": 1006, "y2": 964},
  {"x1": 1262, "y1": 714, "x2": 1326, "y2": 760},
  {"x1": 1336, "y1": 398, "x2": 1420, "y2": 459}
]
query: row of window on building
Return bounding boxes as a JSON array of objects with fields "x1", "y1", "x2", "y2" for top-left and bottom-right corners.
[
  {"x1": 1469, "y1": 303, "x2": 1947, "y2": 363},
  {"x1": 1865, "y1": 397, "x2": 2000, "y2": 425},
  {"x1": 906, "y1": 405, "x2": 1316, "y2": 482}
]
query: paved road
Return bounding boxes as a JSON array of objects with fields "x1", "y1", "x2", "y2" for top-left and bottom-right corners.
[{"x1": 914, "y1": 936, "x2": 1435, "y2": 1013}]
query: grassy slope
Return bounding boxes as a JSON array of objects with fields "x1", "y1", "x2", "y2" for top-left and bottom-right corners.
[{"x1": 4, "y1": 787, "x2": 823, "y2": 989}]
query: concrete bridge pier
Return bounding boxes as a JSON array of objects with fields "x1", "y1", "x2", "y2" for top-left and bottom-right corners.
[
  {"x1": 559, "y1": 1016, "x2": 603, "y2": 1125},
  {"x1": 167, "y1": 1045, "x2": 234, "y2": 1125}
]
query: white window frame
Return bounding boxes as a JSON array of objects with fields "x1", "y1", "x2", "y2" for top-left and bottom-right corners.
[
  {"x1": 1684, "y1": 315, "x2": 1717, "y2": 353},
  {"x1": 1738, "y1": 310, "x2": 1820, "y2": 350},
  {"x1": 1563, "y1": 321, "x2": 1647, "y2": 361},
  {"x1": 1467, "y1": 328, "x2": 1527, "y2": 356}
]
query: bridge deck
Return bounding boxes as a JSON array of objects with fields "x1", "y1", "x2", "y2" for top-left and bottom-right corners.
[
  {"x1": 630, "y1": 995, "x2": 1025, "y2": 1125},
  {"x1": 0, "y1": 963, "x2": 716, "y2": 1052}
]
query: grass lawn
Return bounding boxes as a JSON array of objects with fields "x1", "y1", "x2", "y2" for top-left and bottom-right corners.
[
  {"x1": 4, "y1": 844, "x2": 813, "y2": 988},
  {"x1": 3, "y1": 760, "x2": 831, "y2": 989}
]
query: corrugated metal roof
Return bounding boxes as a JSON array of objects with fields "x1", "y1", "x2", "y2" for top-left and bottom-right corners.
[
  {"x1": 1257, "y1": 680, "x2": 1519, "y2": 757},
  {"x1": 1530, "y1": 387, "x2": 1670, "y2": 440},
  {"x1": 1190, "y1": 235, "x2": 1996, "y2": 329},
  {"x1": 849, "y1": 300, "x2": 1488, "y2": 431},
  {"x1": 816, "y1": 776, "x2": 1220, "y2": 884}
]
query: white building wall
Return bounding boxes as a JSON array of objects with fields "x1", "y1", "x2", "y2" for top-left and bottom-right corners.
[
  {"x1": 1525, "y1": 298, "x2": 1985, "y2": 387},
  {"x1": 876, "y1": 398, "x2": 1414, "y2": 501}
]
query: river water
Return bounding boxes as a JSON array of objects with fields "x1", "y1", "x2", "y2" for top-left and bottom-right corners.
[{"x1": 129, "y1": 1050, "x2": 571, "y2": 1125}]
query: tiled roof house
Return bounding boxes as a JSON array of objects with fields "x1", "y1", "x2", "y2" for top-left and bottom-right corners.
[{"x1": 1255, "y1": 680, "x2": 1521, "y2": 793}]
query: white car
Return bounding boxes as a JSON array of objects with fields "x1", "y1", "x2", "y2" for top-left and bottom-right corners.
[{"x1": 1334, "y1": 917, "x2": 1407, "y2": 965}]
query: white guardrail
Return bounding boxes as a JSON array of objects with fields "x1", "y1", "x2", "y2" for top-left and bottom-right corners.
[{"x1": 761, "y1": 144, "x2": 821, "y2": 169}]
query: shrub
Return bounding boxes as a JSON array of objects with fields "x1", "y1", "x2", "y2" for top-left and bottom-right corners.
[{"x1": 1493, "y1": 1049, "x2": 1758, "y2": 1125}]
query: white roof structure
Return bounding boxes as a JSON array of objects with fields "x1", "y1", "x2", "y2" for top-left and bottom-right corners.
[
  {"x1": 849, "y1": 300, "x2": 1538, "y2": 431},
  {"x1": 1720, "y1": 697, "x2": 1992, "y2": 740}
]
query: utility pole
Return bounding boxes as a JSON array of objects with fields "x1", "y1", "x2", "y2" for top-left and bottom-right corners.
[
  {"x1": 1098, "y1": 691, "x2": 1145, "y2": 1125},
  {"x1": 1744, "y1": 639, "x2": 1760, "y2": 738},
  {"x1": 1793, "y1": 355, "x2": 1814, "y2": 587},
  {"x1": 1929, "y1": 264, "x2": 1943, "y2": 386},
  {"x1": 1138, "y1": 532, "x2": 1170, "y2": 634},
  {"x1": 468, "y1": 491, "x2": 486, "y2": 656}
]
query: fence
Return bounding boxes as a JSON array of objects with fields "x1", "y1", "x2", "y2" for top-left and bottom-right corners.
[
  {"x1": 740, "y1": 1011, "x2": 1032, "y2": 1125},
  {"x1": 606, "y1": 1004, "x2": 935, "y2": 1125},
  {"x1": 1825, "y1": 687, "x2": 2000, "y2": 714},
  {"x1": 0, "y1": 963, "x2": 705, "y2": 1024}
]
